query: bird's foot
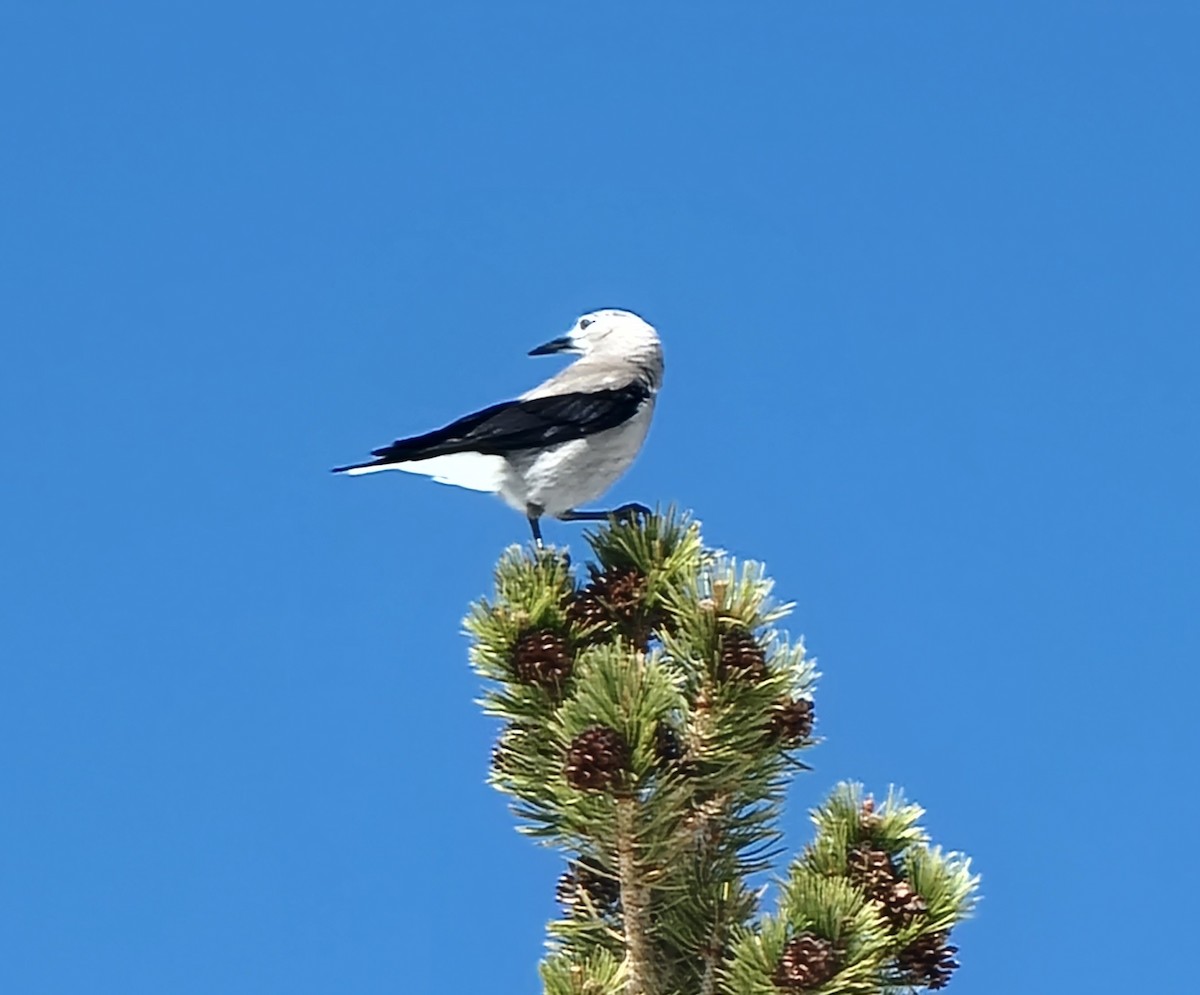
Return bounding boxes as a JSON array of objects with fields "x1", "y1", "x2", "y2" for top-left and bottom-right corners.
[
  {"x1": 611, "y1": 502, "x2": 652, "y2": 522},
  {"x1": 557, "y1": 503, "x2": 653, "y2": 525}
]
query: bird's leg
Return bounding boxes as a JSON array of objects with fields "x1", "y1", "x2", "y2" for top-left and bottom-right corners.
[
  {"x1": 557, "y1": 503, "x2": 652, "y2": 523},
  {"x1": 526, "y1": 504, "x2": 545, "y2": 548}
]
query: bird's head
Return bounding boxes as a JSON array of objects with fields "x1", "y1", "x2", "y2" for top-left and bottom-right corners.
[{"x1": 529, "y1": 309, "x2": 660, "y2": 361}]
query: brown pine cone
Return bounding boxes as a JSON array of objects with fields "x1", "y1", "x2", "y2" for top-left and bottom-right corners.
[
  {"x1": 556, "y1": 858, "x2": 621, "y2": 918},
  {"x1": 846, "y1": 843, "x2": 899, "y2": 903},
  {"x1": 568, "y1": 565, "x2": 669, "y2": 646},
  {"x1": 767, "y1": 697, "x2": 814, "y2": 743},
  {"x1": 564, "y1": 726, "x2": 630, "y2": 791},
  {"x1": 718, "y1": 627, "x2": 768, "y2": 682},
  {"x1": 511, "y1": 628, "x2": 573, "y2": 694},
  {"x1": 564, "y1": 586, "x2": 609, "y2": 637},
  {"x1": 880, "y1": 880, "x2": 928, "y2": 928},
  {"x1": 772, "y1": 932, "x2": 839, "y2": 990},
  {"x1": 896, "y1": 931, "x2": 959, "y2": 990}
]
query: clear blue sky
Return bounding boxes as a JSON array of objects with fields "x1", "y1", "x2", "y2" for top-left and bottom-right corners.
[{"x1": 2, "y1": 3, "x2": 1197, "y2": 993}]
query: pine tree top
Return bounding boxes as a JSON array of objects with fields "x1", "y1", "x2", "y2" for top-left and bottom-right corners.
[{"x1": 465, "y1": 511, "x2": 978, "y2": 995}]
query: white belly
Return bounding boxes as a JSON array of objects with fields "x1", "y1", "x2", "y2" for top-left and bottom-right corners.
[{"x1": 498, "y1": 401, "x2": 654, "y2": 517}]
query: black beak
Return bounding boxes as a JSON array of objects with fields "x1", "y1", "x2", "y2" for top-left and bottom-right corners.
[{"x1": 529, "y1": 335, "x2": 573, "y2": 356}]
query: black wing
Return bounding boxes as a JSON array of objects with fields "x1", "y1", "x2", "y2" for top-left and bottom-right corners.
[{"x1": 333, "y1": 384, "x2": 648, "y2": 472}]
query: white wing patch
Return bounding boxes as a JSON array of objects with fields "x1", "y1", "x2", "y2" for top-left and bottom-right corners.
[{"x1": 343, "y1": 452, "x2": 505, "y2": 493}]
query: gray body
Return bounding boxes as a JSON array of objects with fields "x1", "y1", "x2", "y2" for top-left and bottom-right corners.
[{"x1": 501, "y1": 401, "x2": 655, "y2": 517}]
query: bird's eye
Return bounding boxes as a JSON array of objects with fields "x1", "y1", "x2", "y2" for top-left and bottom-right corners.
[{"x1": 579, "y1": 318, "x2": 594, "y2": 330}]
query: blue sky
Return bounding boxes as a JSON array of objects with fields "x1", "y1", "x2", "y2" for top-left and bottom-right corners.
[{"x1": 2, "y1": 3, "x2": 1198, "y2": 992}]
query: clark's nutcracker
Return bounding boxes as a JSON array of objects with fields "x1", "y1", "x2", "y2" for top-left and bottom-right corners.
[{"x1": 333, "y1": 309, "x2": 663, "y2": 545}]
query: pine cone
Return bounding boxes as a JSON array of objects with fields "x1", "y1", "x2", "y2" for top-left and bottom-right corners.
[
  {"x1": 897, "y1": 932, "x2": 959, "y2": 990},
  {"x1": 567, "y1": 565, "x2": 670, "y2": 646},
  {"x1": 717, "y1": 627, "x2": 768, "y2": 682},
  {"x1": 847, "y1": 844, "x2": 899, "y2": 903},
  {"x1": 564, "y1": 586, "x2": 609, "y2": 638},
  {"x1": 654, "y1": 722, "x2": 684, "y2": 764},
  {"x1": 556, "y1": 858, "x2": 622, "y2": 917},
  {"x1": 847, "y1": 844, "x2": 928, "y2": 928},
  {"x1": 593, "y1": 567, "x2": 647, "y2": 623},
  {"x1": 880, "y1": 880, "x2": 928, "y2": 928},
  {"x1": 767, "y1": 697, "x2": 814, "y2": 743},
  {"x1": 772, "y1": 932, "x2": 839, "y2": 990},
  {"x1": 511, "y1": 629, "x2": 573, "y2": 694},
  {"x1": 564, "y1": 726, "x2": 630, "y2": 791}
]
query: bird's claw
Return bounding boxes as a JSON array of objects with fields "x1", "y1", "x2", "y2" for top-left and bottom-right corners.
[{"x1": 612, "y1": 502, "x2": 653, "y2": 522}]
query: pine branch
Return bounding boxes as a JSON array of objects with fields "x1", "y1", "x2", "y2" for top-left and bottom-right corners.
[
  {"x1": 614, "y1": 793, "x2": 657, "y2": 995},
  {"x1": 465, "y1": 511, "x2": 980, "y2": 995}
]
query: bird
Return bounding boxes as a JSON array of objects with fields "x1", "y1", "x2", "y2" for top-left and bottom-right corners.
[{"x1": 332, "y1": 308, "x2": 663, "y2": 546}]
